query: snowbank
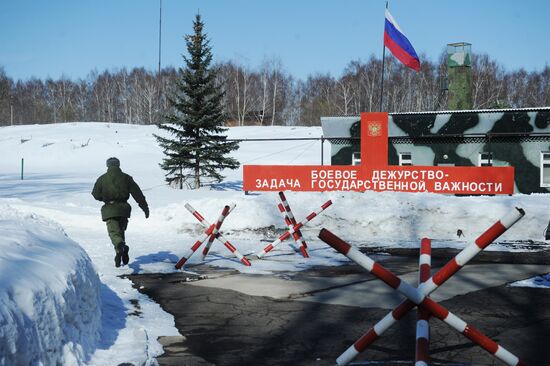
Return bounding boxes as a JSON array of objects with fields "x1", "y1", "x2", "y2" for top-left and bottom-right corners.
[
  {"x1": 0, "y1": 204, "x2": 101, "y2": 366},
  {"x1": 160, "y1": 189, "x2": 550, "y2": 249}
]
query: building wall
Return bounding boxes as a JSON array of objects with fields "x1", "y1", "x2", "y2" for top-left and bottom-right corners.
[{"x1": 320, "y1": 109, "x2": 550, "y2": 194}]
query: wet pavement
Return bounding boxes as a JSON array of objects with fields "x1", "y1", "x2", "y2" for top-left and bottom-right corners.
[{"x1": 128, "y1": 252, "x2": 550, "y2": 366}]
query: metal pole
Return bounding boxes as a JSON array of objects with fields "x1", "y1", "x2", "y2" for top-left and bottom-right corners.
[
  {"x1": 10, "y1": 104, "x2": 13, "y2": 126},
  {"x1": 21, "y1": 158, "x2": 24, "y2": 180},
  {"x1": 379, "y1": 0, "x2": 389, "y2": 112},
  {"x1": 321, "y1": 136, "x2": 324, "y2": 165},
  {"x1": 158, "y1": 0, "x2": 162, "y2": 76},
  {"x1": 157, "y1": 0, "x2": 163, "y2": 122}
]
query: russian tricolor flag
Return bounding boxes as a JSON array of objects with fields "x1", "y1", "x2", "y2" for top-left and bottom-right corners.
[{"x1": 384, "y1": 9, "x2": 420, "y2": 72}]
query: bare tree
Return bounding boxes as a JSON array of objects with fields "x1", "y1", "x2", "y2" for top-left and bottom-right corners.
[
  {"x1": 472, "y1": 54, "x2": 505, "y2": 109},
  {"x1": 235, "y1": 64, "x2": 254, "y2": 126},
  {"x1": 257, "y1": 61, "x2": 270, "y2": 125},
  {"x1": 0, "y1": 68, "x2": 13, "y2": 125},
  {"x1": 2, "y1": 51, "x2": 550, "y2": 126}
]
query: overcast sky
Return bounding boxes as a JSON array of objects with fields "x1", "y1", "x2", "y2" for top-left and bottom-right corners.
[{"x1": 1, "y1": 0, "x2": 548, "y2": 81}]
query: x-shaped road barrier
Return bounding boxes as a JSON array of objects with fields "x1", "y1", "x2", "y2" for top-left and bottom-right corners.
[
  {"x1": 175, "y1": 203, "x2": 252, "y2": 269},
  {"x1": 277, "y1": 192, "x2": 311, "y2": 258},
  {"x1": 319, "y1": 207, "x2": 526, "y2": 366},
  {"x1": 256, "y1": 193, "x2": 332, "y2": 258}
]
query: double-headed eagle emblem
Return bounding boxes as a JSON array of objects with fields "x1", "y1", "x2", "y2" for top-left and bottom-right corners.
[{"x1": 367, "y1": 121, "x2": 382, "y2": 136}]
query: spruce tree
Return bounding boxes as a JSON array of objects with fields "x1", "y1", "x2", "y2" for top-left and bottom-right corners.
[{"x1": 155, "y1": 14, "x2": 239, "y2": 189}]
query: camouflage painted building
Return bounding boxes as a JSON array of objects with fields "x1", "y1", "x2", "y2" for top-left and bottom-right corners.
[{"x1": 321, "y1": 108, "x2": 550, "y2": 194}]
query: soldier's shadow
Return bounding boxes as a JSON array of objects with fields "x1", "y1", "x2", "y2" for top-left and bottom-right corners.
[{"x1": 128, "y1": 251, "x2": 180, "y2": 273}]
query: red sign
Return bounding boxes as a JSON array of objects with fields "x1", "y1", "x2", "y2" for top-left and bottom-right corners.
[{"x1": 243, "y1": 112, "x2": 515, "y2": 194}]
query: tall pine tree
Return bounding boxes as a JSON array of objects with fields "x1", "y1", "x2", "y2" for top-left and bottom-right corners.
[{"x1": 155, "y1": 14, "x2": 239, "y2": 189}]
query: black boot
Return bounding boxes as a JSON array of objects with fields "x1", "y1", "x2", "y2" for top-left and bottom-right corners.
[
  {"x1": 122, "y1": 245, "x2": 130, "y2": 265},
  {"x1": 114, "y1": 247, "x2": 123, "y2": 268}
]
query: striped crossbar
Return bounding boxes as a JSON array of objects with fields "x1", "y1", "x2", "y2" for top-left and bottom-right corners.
[
  {"x1": 419, "y1": 207, "x2": 524, "y2": 295},
  {"x1": 335, "y1": 300, "x2": 416, "y2": 365},
  {"x1": 277, "y1": 203, "x2": 309, "y2": 258},
  {"x1": 322, "y1": 230, "x2": 525, "y2": 366},
  {"x1": 421, "y1": 297, "x2": 524, "y2": 366},
  {"x1": 218, "y1": 236, "x2": 251, "y2": 266},
  {"x1": 416, "y1": 238, "x2": 431, "y2": 366},
  {"x1": 320, "y1": 207, "x2": 525, "y2": 366},
  {"x1": 322, "y1": 207, "x2": 525, "y2": 364},
  {"x1": 200, "y1": 204, "x2": 235, "y2": 260},
  {"x1": 319, "y1": 228, "x2": 423, "y2": 303},
  {"x1": 279, "y1": 192, "x2": 308, "y2": 249},
  {"x1": 256, "y1": 200, "x2": 332, "y2": 258},
  {"x1": 175, "y1": 223, "x2": 215, "y2": 269},
  {"x1": 185, "y1": 203, "x2": 208, "y2": 225},
  {"x1": 183, "y1": 203, "x2": 251, "y2": 266}
]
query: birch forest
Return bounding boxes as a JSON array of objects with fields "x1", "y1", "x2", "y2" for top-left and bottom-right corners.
[{"x1": 1, "y1": 52, "x2": 549, "y2": 127}]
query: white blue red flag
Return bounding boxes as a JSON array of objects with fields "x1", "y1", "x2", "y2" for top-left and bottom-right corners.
[{"x1": 384, "y1": 9, "x2": 420, "y2": 71}]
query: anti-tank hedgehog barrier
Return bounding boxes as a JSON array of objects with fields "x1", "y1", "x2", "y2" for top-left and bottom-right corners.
[
  {"x1": 278, "y1": 192, "x2": 309, "y2": 257},
  {"x1": 175, "y1": 203, "x2": 251, "y2": 269},
  {"x1": 256, "y1": 193, "x2": 332, "y2": 258},
  {"x1": 318, "y1": 207, "x2": 526, "y2": 366},
  {"x1": 199, "y1": 203, "x2": 235, "y2": 261}
]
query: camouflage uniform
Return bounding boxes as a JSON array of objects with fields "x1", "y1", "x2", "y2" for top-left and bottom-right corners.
[{"x1": 92, "y1": 157, "x2": 149, "y2": 267}]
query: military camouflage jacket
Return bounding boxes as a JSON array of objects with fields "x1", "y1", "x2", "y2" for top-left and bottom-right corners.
[{"x1": 92, "y1": 166, "x2": 149, "y2": 221}]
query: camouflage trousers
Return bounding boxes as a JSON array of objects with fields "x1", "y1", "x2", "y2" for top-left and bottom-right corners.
[{"x1": 106, "y1": 217, "x2": 128, "y2": 252}]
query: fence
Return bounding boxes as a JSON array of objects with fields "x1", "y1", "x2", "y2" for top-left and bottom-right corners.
[{"x1": 228, "y1": 132, "x2": 550, "y2": 167}]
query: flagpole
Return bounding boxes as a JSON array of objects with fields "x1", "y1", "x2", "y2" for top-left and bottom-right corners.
[{"x1": 379, "y1": 0, "x2": 388, "y2": 112}]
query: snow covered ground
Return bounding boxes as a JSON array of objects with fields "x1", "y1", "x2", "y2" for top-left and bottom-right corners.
[
  {"x1": 0, "y1": 122, "x2": 549, "y2": 365},
  {"x1": 0, "y1": 205, "x2": 101, "y2": 365}
]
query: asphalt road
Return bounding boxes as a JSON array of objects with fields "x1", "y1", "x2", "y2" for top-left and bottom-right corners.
[{"x1": 129, "y1": 254, "x2": 550, "y2": 366}]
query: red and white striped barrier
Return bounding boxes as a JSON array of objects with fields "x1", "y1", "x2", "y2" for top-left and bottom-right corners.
[
  {"x1": 175, "y1": 223, "x2": 216, "y2": 269},
  {"x1": 185, "y1": 203, "x2": 251, "y2": 266},
  {"x1": 256, "y1": 195, "x2": 332, "y2": 258},
  {"x1": 421, "y1": 297, "x2": 524, "y2": 366},
  {"x1": 277, "y1": 203, "x2": 309, "y2": 258},
  {"x1": 416, "y1": 238, "x2": 431, "y2": 366},
  {"x1": 279, "y1": 192, "x2": 309, "y2": 254},
  {"x1": 200, "y1": 203, "x2": 235, "y2": 261},
  {"x1": 175, "y1": 203, "x2": 251, "y2": 269},
  {"x1": 319, "y1": 207, "x2": 525, "y2": 366}
]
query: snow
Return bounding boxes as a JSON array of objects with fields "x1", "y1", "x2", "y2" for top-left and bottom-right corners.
[
  {"x1": 0, "y1": 122, "x2": 549, "y2": 365},
  {"x1": 0, "y1": 205, "x2": 101, "y2": 365},
  {"x1": 510, "y1": 273, "x2": 550, "y2": 288}
]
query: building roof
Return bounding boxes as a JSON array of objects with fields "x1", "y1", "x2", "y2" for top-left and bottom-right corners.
[{"x1": 322, "y1": 106, "x2": 550, "y2": 118}]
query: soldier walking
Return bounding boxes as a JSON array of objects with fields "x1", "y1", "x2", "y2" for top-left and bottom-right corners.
[{"x1": 92, "y1": 157, "x2": 149, "y2": 267}]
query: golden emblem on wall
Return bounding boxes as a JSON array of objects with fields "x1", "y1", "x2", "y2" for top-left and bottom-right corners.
[{"x1": 367, "y1": 122, "x2": 382, "y2": 136}]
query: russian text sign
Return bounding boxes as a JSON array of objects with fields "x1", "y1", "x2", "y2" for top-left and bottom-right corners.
[{"x1": 243, "y1": 112, "x2": 515, "y2": 194}]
